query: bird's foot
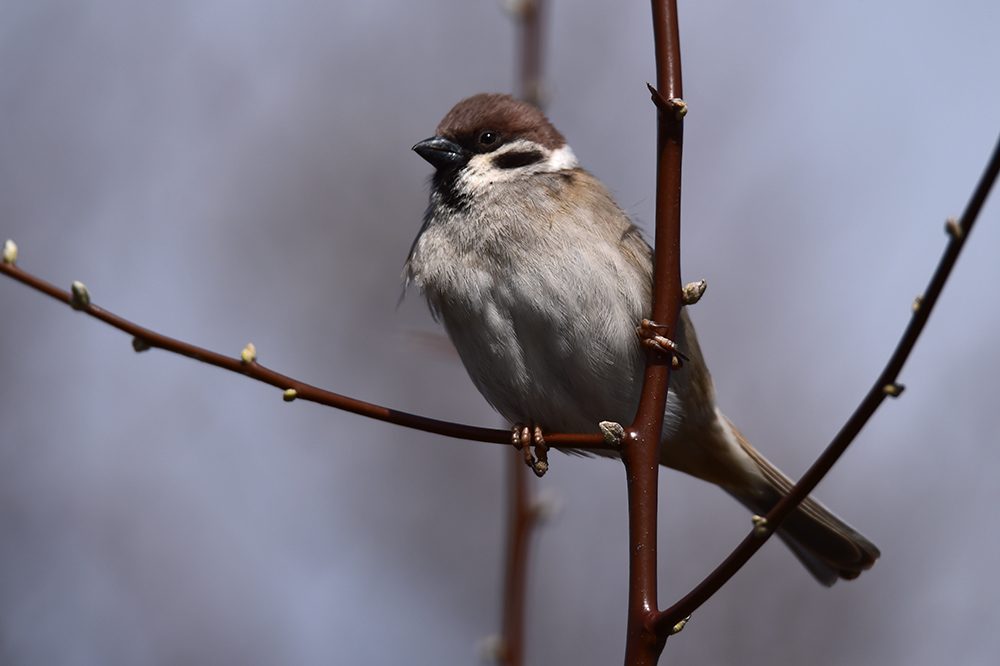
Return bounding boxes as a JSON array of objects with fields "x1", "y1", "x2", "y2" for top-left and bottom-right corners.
[
  {"x1": 512, "y1": 423, "x2": 549, "y2": 477},
  {"x1": 636, "y1": 318, "x2": 688, "y2": 369}
]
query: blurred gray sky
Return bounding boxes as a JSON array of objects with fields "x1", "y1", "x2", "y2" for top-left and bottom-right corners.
[{"x1": 2, "y1": 1, "x2": 999, "y2": 664}]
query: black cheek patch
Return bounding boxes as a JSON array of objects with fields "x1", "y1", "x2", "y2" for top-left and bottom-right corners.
[{"x1": 492, "y1": 150, "x2": 544, "y2": 170}]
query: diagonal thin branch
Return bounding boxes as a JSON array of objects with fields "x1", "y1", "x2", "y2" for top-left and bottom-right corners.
[{"x1": 654, "y1": 131, "x2": 1000, "y2": 632}]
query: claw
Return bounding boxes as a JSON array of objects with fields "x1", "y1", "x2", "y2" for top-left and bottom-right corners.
[
  {"x1": 636, "y1": 318, "x2": 688, "y2": 368},
  {"x1": 512, "y1": 423, "x2": 549, "y2": 477}
]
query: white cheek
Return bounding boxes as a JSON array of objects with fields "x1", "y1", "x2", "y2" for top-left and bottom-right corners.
[
  {"x1": 460, "y1": 154, "x2": 510, "y2": 192},
  {"x1": 547, "y1": 145, "x2": 578, "y2": 171},
  {"x1": 458, "y1": 143, "x2": 580, "y2": 192}
]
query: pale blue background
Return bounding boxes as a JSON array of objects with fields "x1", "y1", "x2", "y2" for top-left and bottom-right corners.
[{"x1": 2, "y1": 1, "x2": 999, "y2": 664}]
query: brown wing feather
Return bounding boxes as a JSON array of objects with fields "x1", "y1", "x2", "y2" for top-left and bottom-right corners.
[{"x1": 726, "y1": 419, "x2": 880, "y2": 584}]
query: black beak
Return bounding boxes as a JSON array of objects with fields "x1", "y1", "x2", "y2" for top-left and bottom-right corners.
[{"x1": 412, "y1": 136, "x2": 469, "y2": 171}]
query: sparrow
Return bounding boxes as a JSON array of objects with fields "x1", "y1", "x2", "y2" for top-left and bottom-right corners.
[{"x1": 404, "y1": 93, "x2": 879, "y2": 585}]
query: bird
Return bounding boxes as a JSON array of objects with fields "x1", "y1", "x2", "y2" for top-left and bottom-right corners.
[{"x1": 403, "y1": 92, "x2": 879, "y2": 585}]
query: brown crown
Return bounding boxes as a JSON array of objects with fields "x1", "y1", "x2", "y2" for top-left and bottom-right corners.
[{"x1": 435, "y1": 93, "x2": 566, "y2": 150}]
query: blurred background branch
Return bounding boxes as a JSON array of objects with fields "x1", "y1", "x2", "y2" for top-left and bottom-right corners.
[{"x1": 498, "y1": 3, "x2": 548, "y2": 665}]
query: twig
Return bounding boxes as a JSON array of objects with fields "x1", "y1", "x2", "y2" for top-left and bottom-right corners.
[{"x1": 0, "y1": 259, "x2": 611, "y2": 451}]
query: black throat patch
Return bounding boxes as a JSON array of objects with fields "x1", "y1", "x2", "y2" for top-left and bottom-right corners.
[{"x1": 430, "y1": 168, "x2": 470, "y2": 213}]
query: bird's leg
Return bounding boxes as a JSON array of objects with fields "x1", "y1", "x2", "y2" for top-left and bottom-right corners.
[
  {"x1": 512, "y1": 423, "x2": 549, "y2": 477},
  {"x1": 636, "y1": 318, "x2": 688, "y2": 369}
]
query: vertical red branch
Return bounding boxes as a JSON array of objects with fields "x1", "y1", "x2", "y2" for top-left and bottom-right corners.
[{"x1": 621, "y1": 1, "x2": 685, "y2": 665}]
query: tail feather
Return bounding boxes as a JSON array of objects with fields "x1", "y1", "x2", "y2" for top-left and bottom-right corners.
[{"x1": 727, "y1": 423, "x2": 880, "y2": 586}]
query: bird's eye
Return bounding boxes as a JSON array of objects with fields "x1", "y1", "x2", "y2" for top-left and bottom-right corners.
[{"x1": 477, "y1": 131, "x2": 500, "y2": 148}]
